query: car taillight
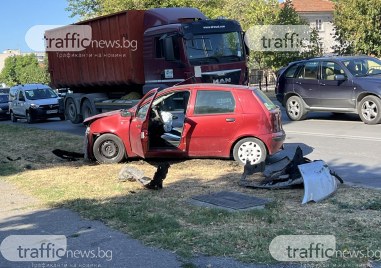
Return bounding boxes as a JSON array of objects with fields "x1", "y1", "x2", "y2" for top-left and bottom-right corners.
[{"x1": 271, "y1": 111, "x2": 282, "y2": 133}]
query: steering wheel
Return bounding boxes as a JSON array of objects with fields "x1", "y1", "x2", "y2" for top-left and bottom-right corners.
[{"x1": 151, "y1": 106, "x2": 164, "y2": 124}]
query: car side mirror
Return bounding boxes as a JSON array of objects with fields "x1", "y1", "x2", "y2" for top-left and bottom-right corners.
[
  {"x1": 335, "y1": 74, "x2": 346, "y2": 81},
  {"x1": 121, "y1": 110, "x2": 132, "y2": 117}
]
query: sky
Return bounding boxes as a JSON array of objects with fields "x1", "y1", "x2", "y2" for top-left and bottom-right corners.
[
  {"x1": 0, "y1": 0, "x2": 78, "y2": 53},
  {"x1": 0, "y1": 0, "x2": 285, "y2": 53}
]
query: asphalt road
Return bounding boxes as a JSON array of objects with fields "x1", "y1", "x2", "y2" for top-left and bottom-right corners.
[
  {"x1": 276, "y1": 106, "x2": 381, "y2": 188},
  {"x1": 1, "y1": 108, "x2": 381, "y2": 188}
]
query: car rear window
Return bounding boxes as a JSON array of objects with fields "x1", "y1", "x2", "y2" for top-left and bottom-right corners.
[
  {"x1": 194, "y1": 90, "x2": 235, "y2": 114},
  {"x1": 252, "y1": 88, "x2": 277, "y2": 111}
]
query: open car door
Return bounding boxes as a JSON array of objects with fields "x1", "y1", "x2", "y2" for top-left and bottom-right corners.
[{"x1": 129, "y1": 88, "x2": 158, "y2": 158}]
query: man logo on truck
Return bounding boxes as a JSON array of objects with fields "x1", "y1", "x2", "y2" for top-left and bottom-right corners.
[{"x1": 213, "y1": 78, "x2": 232, "y2": 84}]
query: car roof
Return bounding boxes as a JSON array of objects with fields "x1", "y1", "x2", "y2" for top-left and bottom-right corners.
[
  {"x1": 10, "y1": 84, "x2": 51, "y2": 90},
  {"x1": 289, "y1": 55, "x2": 376, "y2": 65},
  {"x1": 168, "y1": 83, "x2": 253, "y2": 91}
]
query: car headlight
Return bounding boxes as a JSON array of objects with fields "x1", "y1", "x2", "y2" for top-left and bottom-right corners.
[{"x1": 30, "y1": 104, "x2": 40, "y2": 109}]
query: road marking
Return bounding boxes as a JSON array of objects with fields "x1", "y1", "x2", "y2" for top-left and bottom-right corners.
[{"x1": 286, "y1": 130, "x2": 381, "y2": 142}]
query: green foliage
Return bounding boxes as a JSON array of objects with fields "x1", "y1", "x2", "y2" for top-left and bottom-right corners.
[
  {"x1": 0, "y1": 54, "x2": 50, "y2": 87},
  {"x1": 67, "y1": 0, "x2": 222, "y2": 19},
  {"x1": 334, "y1": 0, "x2": 381, "y2": 56}
]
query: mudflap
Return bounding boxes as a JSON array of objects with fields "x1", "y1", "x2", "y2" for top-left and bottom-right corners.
[{"x1": 298, "y1": 160, "x2": 338, "y2": 204}]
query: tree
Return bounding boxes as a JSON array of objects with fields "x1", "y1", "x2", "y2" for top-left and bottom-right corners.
[
  {"x1": 0, "y1": 54, "x2": 50, "y2": 87},
  {"x1": 261, "y1": 0, "x2": 322, "y2": 70},
  {"x1": 334, "y1": 0, "x2": 381, "y2": 56},
  {"x1": 67, "y1": 0, "x2": 222, "y2": 19}
]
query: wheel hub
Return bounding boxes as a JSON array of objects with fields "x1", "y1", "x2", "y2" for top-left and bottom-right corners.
[
  {"x1": 238, "y1": 142, "x2": 262, "y2": 165},
  {"x1": 100, "y1": 141, "x2": 118, "y2": 158}
]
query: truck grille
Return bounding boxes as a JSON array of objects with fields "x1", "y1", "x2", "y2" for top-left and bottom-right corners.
[{"x1": 201, "y1": 70, "x2": 241, "y2": 84}]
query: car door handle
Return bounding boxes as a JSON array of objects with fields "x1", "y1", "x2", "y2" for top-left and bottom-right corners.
[
  {"x1": 319, "y1": 83, "x2": 326, "y2": 86},
  {"x1": 225, "y1": 118, "x2": 235, "y2": 122}
]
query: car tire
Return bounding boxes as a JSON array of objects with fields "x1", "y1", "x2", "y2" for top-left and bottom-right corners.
[
  {"x1": 26, "y1": 112, "x2": 34, "y2": 124},
  {"x1": 81, "y1": 99, "x2": 96, "y2": 120},
  {"x1": 93, "y1": 134, "x2": 126, "y2": 163},
  {"x1": 286, "y1": 96, "x2": 307, "y2": 121},
  {"x1": 66, "y1": 98, "x2": 83, "y2": 124},
  {"x1": 10, "y1": 111, "x2": 17, "y2": 122},
  {"x1": 358, "y1": 95, "x2": 381, "y2": 125},
  {"x1": 233, "y1": 137, "x2": 267, "y2": 165}
]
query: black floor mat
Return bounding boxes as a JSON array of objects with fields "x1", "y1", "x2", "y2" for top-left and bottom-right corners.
[{"x1": 191, "y1": 191, "x2": 270, "y2": 211}]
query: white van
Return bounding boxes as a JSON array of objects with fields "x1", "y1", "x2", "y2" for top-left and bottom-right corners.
[{"x1": 9, "y1": 84, "x2": 65, "y2": 123}]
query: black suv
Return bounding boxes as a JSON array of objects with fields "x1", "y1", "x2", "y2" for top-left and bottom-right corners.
[{"x1": 276, "y1": 56, "x2": 381, "y2": 124}]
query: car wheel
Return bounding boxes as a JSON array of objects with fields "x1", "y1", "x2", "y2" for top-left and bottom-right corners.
[
  {"x1": 93, "y1": 134, "x2": 126, "y2": 163},
  {"x1": 81, "y1": 99, "x2": 96, "y2": 120},
  {"x1": 233, "y1": 137, "x2": 267, "y2": 165},
  {"x1": 26, "y1": 112, "x2": 34, "y2": 124},
  {"x1": 66, "y1": 98, "x2": 83, "y2": 124},
  {"x1": 10, "y1": 111, "x2": 17, "y2": 122},
  {"x1": 286, "y1": 96, "x2": 307, "y2": 121},
  {"x1": 358, "y1": 95, "x2": 381, "y2": 125}
]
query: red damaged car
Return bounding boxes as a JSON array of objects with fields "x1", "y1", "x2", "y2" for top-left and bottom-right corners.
[{"x1": 83, "y1": 84, "x2": 285, "y2": 165}]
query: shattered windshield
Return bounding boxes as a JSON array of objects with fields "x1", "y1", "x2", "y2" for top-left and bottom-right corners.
[
  {"x1": 185, "y1": 32, "x2": 244, "y2": 65},
  {"x1": 342, "y1": 58, "x2": 381, "y2": 77}
]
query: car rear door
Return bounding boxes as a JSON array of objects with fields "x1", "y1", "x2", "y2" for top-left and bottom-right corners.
[
  {"x1": 14, "y1": 90, "x2": 26, "y2": 116},
  {"x1": 185, "y1": 88, "x2": 241, "y2": 157},
  {"x1": 129, "y1": 89, "x2": 158, "y2": 158},
  {"x1": 293, "y1": 61, "x2": 321, "y2": 107}
]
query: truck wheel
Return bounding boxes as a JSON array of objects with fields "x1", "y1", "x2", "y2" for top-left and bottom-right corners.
[
  {"x1": 93, "y1": 134, "x2": 126, "y2": 163},
  {"x1": 10, "y1": 111, "x2": 17, "y2": 122},
  {"x1": 81, "y1": 99, "x2": 96, "y2": 120},
  {"x1": 26, "y1": 112, "x2": 34, "y2": 124},
  {"x1": 233, "y1": 137, "x2": 267, "y2": 165},
  {"x1": 358, "y1": 95, "x2": 381, "y2": 124},
  {"x1": 66, "y1": 98, "x2": 83, "y2": 124}
]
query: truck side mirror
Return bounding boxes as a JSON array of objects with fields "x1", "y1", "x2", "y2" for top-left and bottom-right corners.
[{"x1": 164, "y1": 37, "x2": 176, "y2": 61}]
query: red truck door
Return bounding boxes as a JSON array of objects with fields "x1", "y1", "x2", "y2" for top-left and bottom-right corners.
[{"x1": 129, "y1": 89, "x2": 158, "y2": 157}]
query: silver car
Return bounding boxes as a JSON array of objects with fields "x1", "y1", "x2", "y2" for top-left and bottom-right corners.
[{"x1": 9, "y1": 84, "x2": 65, "y2": 123}]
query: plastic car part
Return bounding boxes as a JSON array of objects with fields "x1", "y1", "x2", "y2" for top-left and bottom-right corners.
[{"x1": 298, "y1": 160, "x2": 338, "y2": 204}]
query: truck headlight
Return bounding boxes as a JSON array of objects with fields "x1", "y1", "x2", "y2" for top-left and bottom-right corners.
[{"x1": 30, "y1": 104, "x2": 40, "y2": 109}]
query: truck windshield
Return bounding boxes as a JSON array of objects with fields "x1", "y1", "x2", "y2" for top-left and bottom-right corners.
[
  {"x1": 185, "y1": 32, "x2": 244, "y2": 65},
  {"x1": 25, "y1": 88, "x2": 58, "y2": 100}
]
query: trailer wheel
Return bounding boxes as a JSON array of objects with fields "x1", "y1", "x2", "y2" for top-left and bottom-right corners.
[
  {"x1": 66, "y1": 98, "x2": 83, "y2": 124},
  {"x1": 93, "y1": 134, "x2": 126, "y2": 163},
  {"x1": 81, "y1": 99, "x2": 96, "y2": 120}
]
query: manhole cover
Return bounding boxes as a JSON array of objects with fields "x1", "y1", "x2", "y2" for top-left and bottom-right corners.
[{"x1": 191, "y1": 191, "x2": 270, "y2": 211}]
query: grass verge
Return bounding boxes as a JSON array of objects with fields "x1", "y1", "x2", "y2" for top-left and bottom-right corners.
[{"x1": 1, "y1": 124, "x2": 381, "y2": 267}]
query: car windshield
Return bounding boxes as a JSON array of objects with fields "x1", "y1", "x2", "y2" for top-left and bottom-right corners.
[
  {"x1": 0, "y1": 95, "x2": 8, "y2": 103},
  {"x1": 342, "y1": 58, "x2": 381, "y2": 77},
  {"x1": 24, "y1": 88, "x2": 58, "y2": 100},
  {"x1": 253, "y1": 88, "x2": 277, "y2": 111},
  {"x1": 185, "y1": 32, "x2": 244, "y2": 65}
]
